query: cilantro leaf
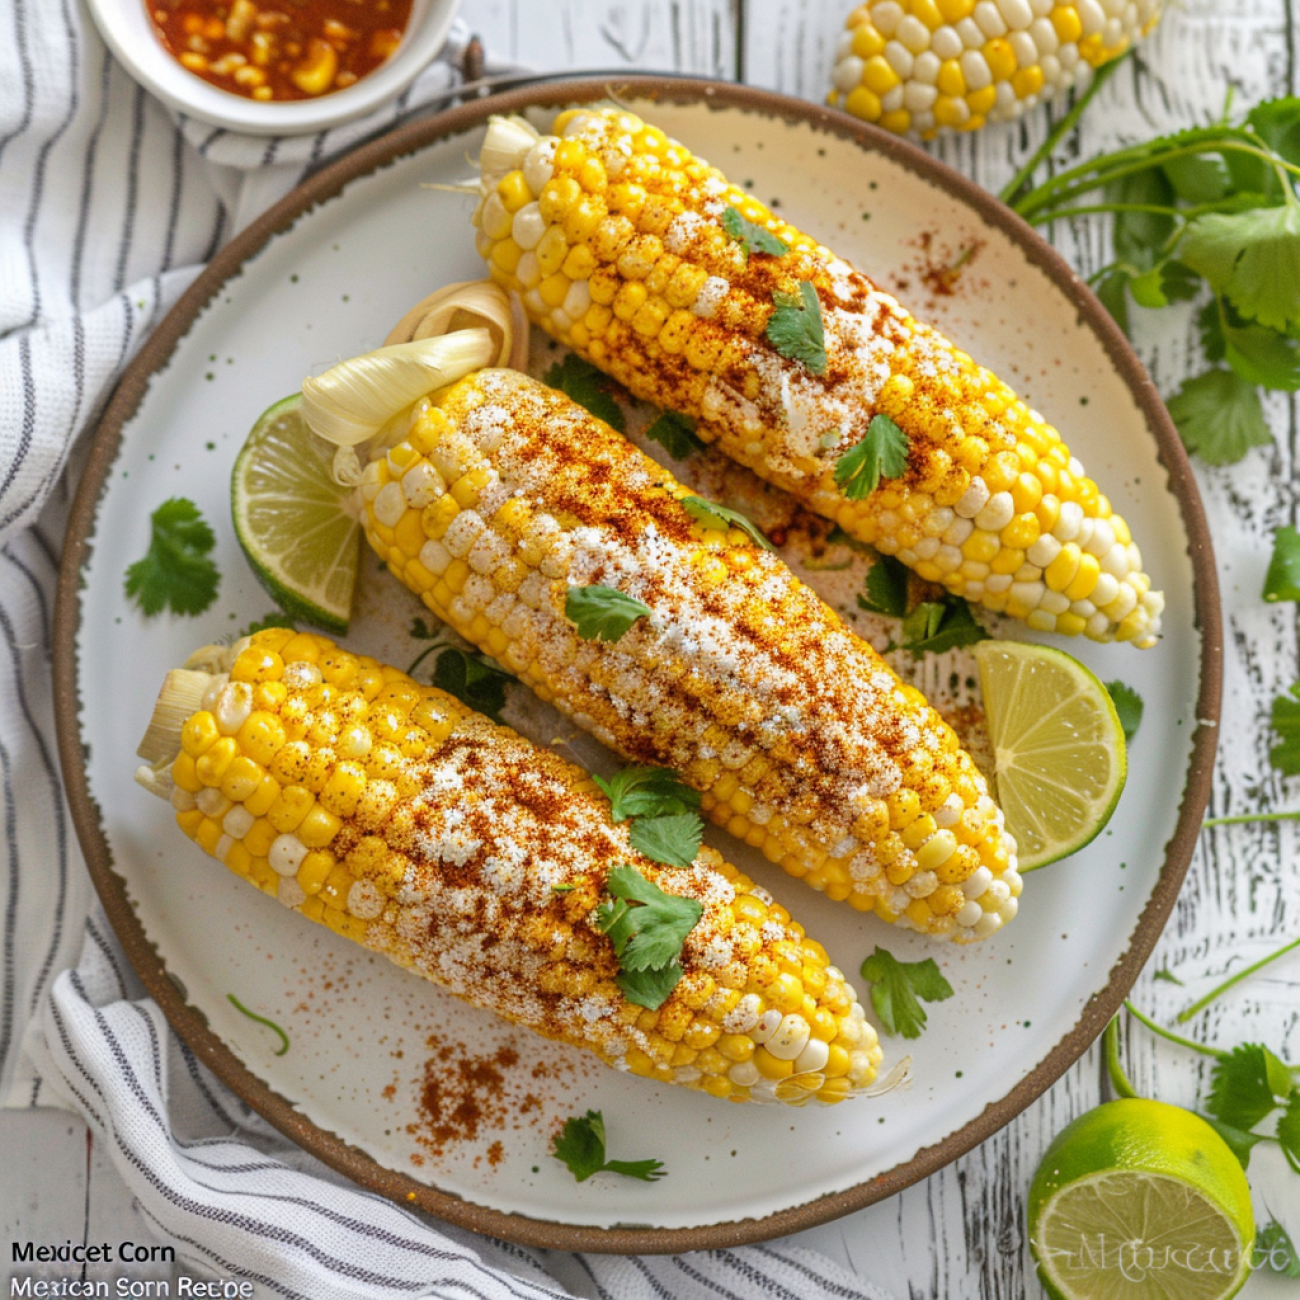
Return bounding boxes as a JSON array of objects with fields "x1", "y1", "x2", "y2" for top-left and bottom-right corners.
[
  {"x1": 543, "y1": 353, "x2": 627, "y2": 433},
  {"x1": 1277, "y1": 1090, "x2": 1300, "y2": 1169},
  {"x1": 1180, "y1": 205, "x2": 1300, "y2": 334},
  {"x1": 1161, "y1": 152, "x2": 1231, "y2": 204},
  {"x1": 1205, "y1": 1042, "x2": 1293, "y2": 1131},
  {"x1": 1127, "y1": 260, "x2": 1201, "y2": 309},
  {"x1": 681, "y1": 495, "x2": 774, "y2": 550},
  {"x1": 565, "y1": 584, "x2": 652, "y2": 642},
  {"x1": 644, "y1": 410, "x2": 704, "y2": 460},
  {"x1": 628, "y1": 812, "x2": 704, "y2": 868},
  {"x1": 765, "y1": 281, "x2": 827, "y2": 374},
  {"x1": 409, "y1": 616, "x2": 439, "y2": 641},
  {"x1": 1104, "y1": 680, "x2": 1144, "y2": 742},
  {"x1": 1201, "y1": 1114, "x2": 1266, "y2": 1170},
  {"x1": 429, "y1": 647, "x2": 513, "y2": 724},
  {"x1": 1166, "y1": 368, "x2": 1273, "y2": 466},
  {"x1": 552, "y1": 1110, "x2": 666, "y2": 1183},
  {"x1": 1249, "y1": 98, "x2": 1300, "y2": 166},
  {"x1": 857, "y1": 554, "x2": 910, "y2": 618},
  {"x1": 593, "y1": 766, "x2": 701, "y2": 822},
  {"x1": 593, "y1": 864, "x2": 702, "y2": 1009},
  {"x1": 1093, "y1": 267, "x2": 1131, "y2": 336},
  {"x1": 898, "y1": 597, "x2": 988, "y2": 657},
  {"x1": 617, "y1": 962, "x2": 686, "y2": 1010},
  {"x1": 1225, "y1": 321, "x2": 1300, "y2": 391},
  {"x1": 1108, "y1": 168, "x2": 1176, "y2": 273},
  {"x1": 833, "y1": 414, "x2": 910, "y2": 501},
  {"x1": 860, "y1": 946, "x2": 954, "y2": 1039},
  {"x1": 239, "y1": 612, "x2": 297, "y2": 638},
  {"x1": 1264, "y1": 525, "x2": 1300, "y2": 602},
  {"x1": 124, "y1": 497, "x2": 221, "y2": 617},
  {"x1": 1152, "y1": 967, "x2": 1183, "y2": 986},
  {"x1": 1270, "y1": 682, "x2": 1300, "y2": 774},
  {"x1": 721, "y1": 206, "x2": 790, "y2": 259},
  {"x1": 1256, "y1": 1220, "x2": 1300, "y2": 1277}
]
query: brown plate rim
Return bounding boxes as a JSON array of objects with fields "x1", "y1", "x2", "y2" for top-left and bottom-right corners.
[{"x1": 53, "y1": 75, "x2": 1222, "y2": 1255}]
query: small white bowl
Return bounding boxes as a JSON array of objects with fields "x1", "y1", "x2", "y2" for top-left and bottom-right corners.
[{"x1": 86, "y1": 0, "x2": 462, "y2": 136}]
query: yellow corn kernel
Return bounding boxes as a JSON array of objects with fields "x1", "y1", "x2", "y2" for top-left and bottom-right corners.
[
  {"x1": 861, "y1": 56, "x2": 900, "y2": 95},
  {"x1": 181, "y1": 712, "x2": 220, "y2": 758}
]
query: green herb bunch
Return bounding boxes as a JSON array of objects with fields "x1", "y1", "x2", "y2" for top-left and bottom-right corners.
[{"x1": 1005, "y1": 64, "x2": 1300, "y2": 467}]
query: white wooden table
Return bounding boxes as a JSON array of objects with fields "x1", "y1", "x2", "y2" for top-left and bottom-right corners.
[{"x1": 4, "y1": 0, "x2": 1298, "y2": 1295}]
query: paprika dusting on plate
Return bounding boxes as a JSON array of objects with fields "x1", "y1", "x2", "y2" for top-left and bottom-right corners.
[{"x1": 147, "y1": 0, "x2": 413, "y2": 102}]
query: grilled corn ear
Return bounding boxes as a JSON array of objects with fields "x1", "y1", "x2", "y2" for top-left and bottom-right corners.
[
  {"x1": 470, "y1": 107, "x2": 1163, "y2": 648},
  {"x1": 357, "y1": 367, "x2": 1022, "y2": 942},
  {"x1": 137, "y1": 630, "x2": 884, "y2": 1106}
]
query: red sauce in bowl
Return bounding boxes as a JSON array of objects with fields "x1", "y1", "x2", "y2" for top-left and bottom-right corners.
[{"x1": 147, "y1": 0, "x2": 415, "y2": 102}]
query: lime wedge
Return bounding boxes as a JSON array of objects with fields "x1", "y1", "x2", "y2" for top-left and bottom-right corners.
[
  {"x1": 1029, "y1": 1099, "x2": 1254, "y2": 1300},
  {"x1": 231, "y1": 394, "x2": 359, "y2": 635},
  {"x1": 972, "y1": 640, "x2": 1126, "y2": 871}
]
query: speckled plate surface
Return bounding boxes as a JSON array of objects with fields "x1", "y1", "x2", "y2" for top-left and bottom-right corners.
[{"x1": 54, "y1": 79, "x2": 1220, "y2": 1252}]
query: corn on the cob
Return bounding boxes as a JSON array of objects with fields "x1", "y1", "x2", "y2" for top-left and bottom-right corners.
[
  {"x1": 355, "y1": 366, "x2": 1022, "y2": 942},
  {"x1": 135, "y1": 630, "x2": 884, "y2": 1106},
  {"x1": 829, "y1": 0, "x2": 1162, "y2": 136},
  {"x1": 470, "y1": 108, "x2": 1163, "y2": 648}
]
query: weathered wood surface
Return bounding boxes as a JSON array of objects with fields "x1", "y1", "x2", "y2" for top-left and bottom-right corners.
[{"x1": 4, "y1": 0, "x2": 1298, "y2": 1295}]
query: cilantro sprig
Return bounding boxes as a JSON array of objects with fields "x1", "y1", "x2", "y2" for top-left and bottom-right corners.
[
  {"x1": 124, "y1": 497, "x2": 221, "y2": 617},
  {"x1": 552, "y1": 1110, "x2": 666, "y2": 1183},
  {"x1": 565, "y1": 584, "x2": 652, "y2": 642},
  {"x1": 1104, "y1": 680, "x2": 1144, "y2": 743},
  {"x1": 1263, "y1": 525, "x2": 1300, "y2": 603},
  {"x1": 543, "y1": 353, "x2": 627, "y2": 433},
  {"x1": 594, "y1": 767, "x2": 701, "y2": 822},
  {"x1": 895, "y1": 597, "x2": 988, "y2": 657},
  {"x1": 765, "y1": 281, "x2": 827, "y2": 374},
  {"x1": 681, "y1": 495, "x2": 774, "y2": 551},
  {"x1": 833, "y1": 414, "x2": 909, "y2": 501},
  {"x1": 406, "y1": 634, "x2": 514, "y2": 724},
  {"x1": 594, "y1": 864, "x2": 702, "y2": 1009},
  {"x1": 721, "y1": 205, "x2": 790, "y2": 259},
  {"x1": 1004, "y1": 84, "x2": 1300, "y2": 465},
  {"x1": 856, "y1": 554, "x2": 910, "y2": 618},
  {"x1": 860, "y1": 947, "x2": 954, "y2": 1039},
  {"x1": 644, "y1": 410, "x2": 704, "y2": 460}
]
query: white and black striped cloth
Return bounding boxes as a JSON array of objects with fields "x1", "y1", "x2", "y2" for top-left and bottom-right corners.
[{"x1": 0, "y1": 4, "x2": 893, "y2": 1296}]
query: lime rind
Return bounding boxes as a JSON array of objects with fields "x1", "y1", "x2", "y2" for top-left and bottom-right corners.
[
  {"x1": 973, "y1": 640, "x2": 1127, "y2": 871},
  {"x1": 1028, "y1": 1101, "x2": 1254, "y2": 1300},
  {"x1": 231, "y1": 394, "x2": 360, "y2": 636}
]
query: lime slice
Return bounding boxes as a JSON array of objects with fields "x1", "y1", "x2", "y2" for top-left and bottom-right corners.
[
  {"x1": 1029, "y1": 1099, "x2": 1254, "y2": 1300},
  {"x1": 231, "y1": 394, "x2": 360, "y2": 635},
  {"x1": 972, "y1": 640, "x2": 1126, "y2": 871}
]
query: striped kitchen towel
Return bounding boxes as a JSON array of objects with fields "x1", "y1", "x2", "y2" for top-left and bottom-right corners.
[{"x1": 0, "y1": 3, "x2": 893, "y2": 1297}]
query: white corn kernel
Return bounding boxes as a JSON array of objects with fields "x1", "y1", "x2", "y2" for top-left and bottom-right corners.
[
  {"x1": 347, "y1": 879, "x2": 383, "y2": 920},
  {"x1": 765, "y1": 1014, "x2": 812, "y2": 1061},
  {"x1": 402, "y1": 462, "x2": 444, "y2": 509},
  {"x1": 751, "y1": 1008, "x2": 783, "y2": 1044},
  {"x1": 511, "y1": 202, "x2": 545, "y2": 250},
  {"x1": 222, "y1": 805, "x2": 255, "y2": 839},
  {"x1": 269, "y1": 833, "x2": 308, "y2": 877},
  {"x1": 373, "y1": 482, "x2": 407, "y2": 528},
  {"x1": 214, "y1": 682, "x2": 253, "y2": 736},
  {"x1": 794, "y1": 1039, "x2": 830, "y2": 1073},
  {"x1": 277, "y1": 877, "x2": 306, "y2": 909},
  {"x1": 196, "y1": 787, "x2": 231, "y2": 818}
]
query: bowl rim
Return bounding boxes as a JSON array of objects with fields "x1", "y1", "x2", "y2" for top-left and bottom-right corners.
[
  {"x1": 83, "y1": 0, "x2": 460, "y2": 136},
  {"x1": 53, "y1": 74, "x2": 1223, "y2": 1255}
]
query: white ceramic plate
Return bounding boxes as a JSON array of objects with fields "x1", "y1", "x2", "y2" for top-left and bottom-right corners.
[{"x1": 56, "y1": 82, "x2": 1218, "y2": 1250}]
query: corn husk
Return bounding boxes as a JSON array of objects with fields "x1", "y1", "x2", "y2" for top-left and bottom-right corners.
[{"x1": 303, "y1": 281, "x2": 523, "y2": 485}]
